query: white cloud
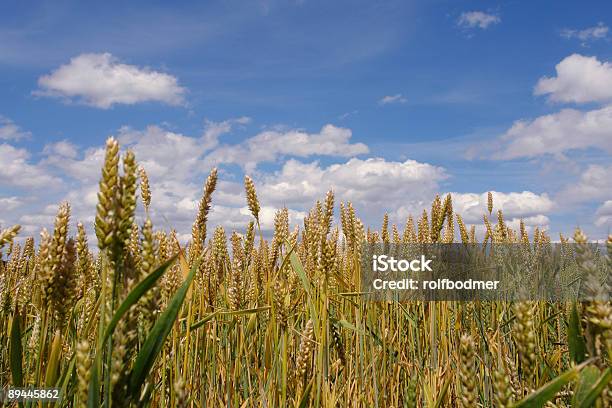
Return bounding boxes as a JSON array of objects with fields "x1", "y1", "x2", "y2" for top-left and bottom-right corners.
[
  {"x1": 561, "y1": 23, "x2": 608, "y2": 42},
  {"x1": 36, "y1": 53, "x2": 186, "y2": 108},
  {"x1": 204, "y1": 124, "x2": 369, "y2": 172},
  {"x1": 43, "y1": 140, "x2": 79, "y2": 159},
  {"x1": 0, "y1": 143, "x2": 62, "y2": 189},
  {"x1": 256, "y1": 158, "x2": 447, "y2": 219},
  {"x1": 379, "y1": 94, "x2": 407, "y2": 105},
  {"x1": 505, "y1": 215, "x2": 551, "y2": 236},
  {"x1": 0, "y1": 116, "x2": 30, "y2": 141},
  {"x1": 0, "y1": 196, "x2": 22, "y2": 211},
  {"x1": 595, "y1": 200, "x2": 612, "y2": 227},
  {"x1": 451, "y1": 191, "x2": 554, "y2": 223},
  {"x1": 559, "y1": 164, "x2": 612, "y2": 204},
  {"x1": 483, "y1": 105, "x2": 612, "y2": 160},
  {"x1": 534, "y1": 54, "x2": 612, "y2": 104},
  {"x1": 458, "y1": 11, "x2": 500, "y2": 29},
  {"x1": 27, "y1": 121, "x2": 372, "y2": 239}
]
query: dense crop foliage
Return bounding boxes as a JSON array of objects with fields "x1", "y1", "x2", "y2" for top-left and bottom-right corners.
[{"x1": 0, "y1": 138, "x2": 610, "y2": 407}]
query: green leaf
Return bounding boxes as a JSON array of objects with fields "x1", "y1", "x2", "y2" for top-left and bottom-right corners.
[
  {"x1": 10, "y1": 309, "x2": 23, "y2": 388},
  {"x1": 297, "y1": 378, "x2": 313, "y2": 408},
  {"x1": 512, "y1": 361, "x2": 589, "y2": 408},
  {"x1": 128, "y1": 257, "x2": 200, "y2": 399},
  {"x1": 289, "y1": 248, "x2": 320, "y2": 334},
  {"x1": 189, "y1": 311, "x2": 218, "y2": 331},
  {"x1": 10, "y1": 308, "x2": 24, "y2": 408},
  {"x1": 188, "y1": 306, "x2": 271, "y2": 332},
  {"x1": 102, "y1": 255, "x2": 177, "y2": 343},
  {"x1": 337, "y1": 319, "x2": 367, "y2": 336},
  {"x1": 87, "y1": 353, "x2": 100, "y2": 408},
  {"x1": 58, "y1": 356, "x2": 75, "y2": 405},
  {"x1": 577, "y1": 368, "x2": 612, "y2": 408},
  {"x1": 568, "y1": 302, "x2": 587, "y2": 364},
  {"x1": 572, "y1": 365, "x2": 601, "y2": 407},
  {"x1": 87, "y1": 256, "x2": 176, "y2": 407}
]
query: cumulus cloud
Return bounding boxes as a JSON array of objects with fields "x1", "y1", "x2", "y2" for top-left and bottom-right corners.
[
  {"x1": 479, "y1": 105, "x2": 612, "y2": 160},
  {"x1": 534, "y1": 54, "x2": 612, "y2": 104},
  {"x1": 457, "y1": 11, "x2": 500, "y2": 29},
  {"x1": 256, "y1": 157, "x2": 446, "y2": 210},
  {"x1": 204, "y1": 124, "x2": 369, "y2": 172},
  {"x1": 561, "y1": 23, "x2": 608, "y2": 42},
  {"x1": 43, "y1": 140, "x2": 79, "y2": 159},
  {"x1": 0, "y1": 116, "x2": 30, "y2": 141},
  {"x1": 451, "y1": 191, "x2": 554, "y2": 223},
  {"x1": 36, "y1": 53, "x2": 186, "y2": 108},
  {"x1": 595, "y1": 200, "x2": 612, "y2": 227},
  {"x1": 559, "y1": 164, "x2": 612, "y2": 204},
  {"x1": 13, "y1": 121, "x2": 373, "y2": 240},
  {"x1": 0, "y1": 196, "x2": 22, "y2": 211},
  {"x1": 379, "y1": 94, "x2": 407, "y2": 105},
  {"x1": 0, "y1": 143, "x2": 62, "y2": 189}
]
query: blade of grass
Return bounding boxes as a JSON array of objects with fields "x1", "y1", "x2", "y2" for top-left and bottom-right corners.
[
  {"x1": 10, "y1": 308, "x2": 23, "y2": 388},
  {"x1": 577, "y1": 367, "x2": 612, "y2": 408},
  {"x1": 128, "y1": 257, "x2": 201, "y2": 399},
  {"x1": 102, "y1": 255, "x2": 177, "y2": 344},
  {"x1": 571, "y1": 365, "x2": 600, "y2": 407},
  {"x1": 568, "y1": 302, "x2": 586, "y2": 364},
  {"x1": 511, "y1": 360, "x2": 591, "y2": 408}
]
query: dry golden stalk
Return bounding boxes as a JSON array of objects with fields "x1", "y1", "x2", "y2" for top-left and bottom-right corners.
[
  {"x1": 273, "y1": 278, "x2": 288, "y2": 330},
  {"x1": 138, "y1": 217, "x2": 159, "y2": 331},
  {"x1": 227, "y1": 258, "x2": 243, "y2": 310},
  {"x1": 244, "y1": 221, "x2": 255, "y2": 265},
  {"x1": 193, "y1": 167, "x2": 218, "y2": 249},
  {"x1": 497, "y1": 209, "x2": 507, "y2": 240},
  {"x1": 322, "y1": 190, "x2": 334, "y2": 237},
  {"x1": 110, "y1": 319, "x2": 127, "y2": 389},
  {"x1": 418, "y1": 210, "x2": 430, "y2": 243},
  {"x1": 439, "y1": 194, "x2": 453, "y2": 239},
  {"x1": 212, "y1": 226, "x2": 228, "y2": 283},
  {"x1": 403, "y1": 215, "x2": 416, "y2": 243},
  {"x1": 127, "y1": 223, "x2": 141, "y2": 267},
  {"x1": 76, "y1": 340, "x2": 91, "y2": 408},
  {"x1": 138, "y1": 165, "x2": 151, "y2": 210},
  {"x1": 95, "y1": 137, "x2": 120, "y2": 250},
  {"x1": 431, "y1": 194, "x2": 442, "y2": 231},
  {"x1": 392, "y1": 224, "x2": 400, "y2": 244},
  {"x1": 513, "y1": 301, "x2": 537, "y2": 386},
  {"x1": 41, "y1": 203, "x2": 77, "y2": 324},
  {"x1": 456, "y1": 214, "x2": 469, "y2": 244},
  {"x1": 295, "y1": 319, "x2": 315, "y2": 376},
  {"x1": 381, "y1": 213, "x2": 390, "y2": 244},
  {"x1": 76, "y1": 222, "x2": 98, "y2": 296},
  {"x1": 444, "y1": 213, "x2": 455, "y2": 243},
  {"x1": 493, "y1": 364, "x2": 514, "y2": 407},
  {"x1": 488, "y1": 191, "x2": 494, "y2": 215},
  {"x1": 117, "y1": 149, "x2": 137, "y2": 250},
  {"x1": 0, "y1": 224, "x2": 20, "y2": 252},
  {"x1": 244, "y1": 175, "x2": 260, "y2": 222},
  {"x1": 483, "y1": 214, "x2": 493, "y2": 243},
  {"x1": 459, "y1": 334, "x2": 478, "y2": 407}
]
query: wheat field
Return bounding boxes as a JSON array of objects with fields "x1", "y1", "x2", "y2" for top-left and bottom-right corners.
[{"x1": 0, "y1": 137, "x2": 610, "y2": 407}]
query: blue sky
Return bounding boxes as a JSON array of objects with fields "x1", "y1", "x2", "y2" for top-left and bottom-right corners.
[{"x1": 1, "y1": 0, "x2": 611, "y2": 241}]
